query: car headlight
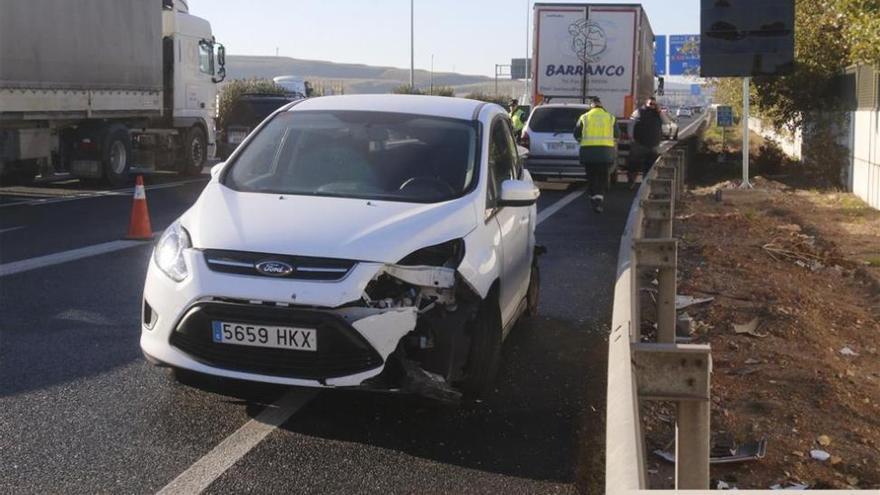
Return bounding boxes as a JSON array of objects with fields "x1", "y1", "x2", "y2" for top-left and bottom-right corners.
[
  {"x1": 397, "y1": 239, "x2": 465, "y2": 268},
  {"x1": 153, "y1": 221, "x2": 192, "y2": 282}
]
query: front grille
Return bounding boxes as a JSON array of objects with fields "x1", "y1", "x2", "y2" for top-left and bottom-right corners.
[
  {"x1": 170, "y1": 303, "x2": 383, "y2": 380},
  {"x1": 202, "y1": 249, "x2": 356, "y2": 281}
]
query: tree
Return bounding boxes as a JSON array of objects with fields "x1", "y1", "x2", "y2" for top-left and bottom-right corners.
[
  {"x1": 463, "y1": 92, "x2": 509, "y2": 107},
  {"x1": 391, "y1": 84, "x2": 455, "y2": 96},
  {"x1": 217, "y1": 79, "x2": 286, "y2": 130}
]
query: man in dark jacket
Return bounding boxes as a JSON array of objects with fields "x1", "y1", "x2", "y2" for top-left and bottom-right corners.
[{"x1": 628, "y1": 96, "x2": 663, "y2": 185}]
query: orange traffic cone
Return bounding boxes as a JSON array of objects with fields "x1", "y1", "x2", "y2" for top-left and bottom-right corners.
[{"x1": 126, "y1": 175, "x2": 153, "y2": 240}]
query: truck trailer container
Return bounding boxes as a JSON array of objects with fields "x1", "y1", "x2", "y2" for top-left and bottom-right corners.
[
  {"x1": 531, "y1": 3, "x2": 655, "y2": 120},
  {"x1": 0, "y1": 0, "x2": 226, "y2": 184}
]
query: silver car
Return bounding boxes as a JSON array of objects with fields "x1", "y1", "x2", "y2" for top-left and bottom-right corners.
[{"x1": 521, "y1": 103, "x2": 624, "y2": 181}]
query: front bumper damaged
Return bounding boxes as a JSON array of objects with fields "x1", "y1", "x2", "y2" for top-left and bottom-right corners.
[{"x1": 142, "y1": 254, "x2": 475, "y2": 403}]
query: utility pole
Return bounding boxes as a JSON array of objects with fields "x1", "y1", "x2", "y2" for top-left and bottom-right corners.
[
  {"x1": 410, "y1": 0, "x2": 415, "y2": 91},
  {"x1": 430, "y1": 54, "x2": 434, "y2": 94},
  {"x1": 525, "y1": 0, "x2": 529, "y2": 102},
  {"x1": 741, "y1": 77, "x2": 751, "y2": 188}
]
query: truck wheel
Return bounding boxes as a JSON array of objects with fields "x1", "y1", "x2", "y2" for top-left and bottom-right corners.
[
  {"x1": 102, "y1": 125, "x2": 132, "y2": 186},
  {"x1": 459, "y1": 296, "x2": 502, "y2": 400},
  {"x1": 180, "y1": 126, "x2": 207, "y2": 176}
]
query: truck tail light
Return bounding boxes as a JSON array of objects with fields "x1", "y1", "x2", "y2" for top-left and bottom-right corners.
[{"x1": 521, "y1": 131, "x2": 530, "y2": 150}]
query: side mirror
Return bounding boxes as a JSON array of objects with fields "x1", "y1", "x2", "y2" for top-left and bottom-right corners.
[
  {"x1": 498, "y1": 179, "x2": 539, "y2": 207},
  {"x1": 210, "y1": 161, "x2": 226, "y2": 180},
  {"x1": 217, "y1": 44, "x2": 226, "y2": 67}
]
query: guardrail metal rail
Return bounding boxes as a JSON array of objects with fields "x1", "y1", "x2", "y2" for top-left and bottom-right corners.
[{"x1": 605, "y1": 133, "x2": 713, "y2": 492}]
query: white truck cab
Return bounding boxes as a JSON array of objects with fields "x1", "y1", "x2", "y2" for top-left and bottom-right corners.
[{"x1": 0, "y1": 0, "x2": 226, "y2": 184}]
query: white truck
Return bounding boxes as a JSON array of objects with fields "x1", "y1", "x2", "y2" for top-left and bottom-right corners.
[
  {"x1": 0, "y1": 0, "x2": 226, "y2": 185},
  {"x1": 531, "y1": 3, "x2": 654, "y2": 120}
]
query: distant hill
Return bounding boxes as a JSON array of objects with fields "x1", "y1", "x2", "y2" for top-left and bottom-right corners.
[
  {"x1": 224, "y1": 55, "x2": 698, "y2": 98},
  {"x1": 225, "y1": 55, "x2": 496, "y2": 95}
]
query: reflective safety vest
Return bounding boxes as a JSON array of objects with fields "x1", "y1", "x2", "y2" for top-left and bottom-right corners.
[
  {"x1": 578, "y1": 107, "x2": 616, "y2": 147},
  {"x1": 510, "y1": 108, "x2": 526, "y2": 133}
]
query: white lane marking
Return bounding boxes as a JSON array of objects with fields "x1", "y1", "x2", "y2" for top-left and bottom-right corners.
[
  {"x1": 537, "y1": 189, "x2": 585, "y2": 225},
  {"x1": 0, "y1": 226, "x2": 24, "y2": 234},
  {"x1": 156, "y1": 390, "x2": 316, "y2": 495},
  {"x1": 0, "y1": 239, "x2": 148, "y2": 277},
  {"x1": 0, "y1": 178, "x2": 208, "y2": 208}
]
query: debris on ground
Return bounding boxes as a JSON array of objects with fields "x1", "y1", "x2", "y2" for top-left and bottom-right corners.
[
  {"x1": 810, "y1": 449, "x2": 831, "y2": 461},
  {"x1": 644, "y1": 173, "x2": 880, "y2": 490},
  {"x1": 769, "y1": 481, "x2": 809, "y2": 490},
  {"x1": 653, "y1": 437, "x2": 767, "y2": 464},
  {"x1": 675, "y1": 294, "x2": 714, "y2": 310},
  {"x1": 732, "y1": 317, "x2": 768, "y2": 338},
  {"x1": 839, "y1": 346, "x2": 859, "y2": 357}
]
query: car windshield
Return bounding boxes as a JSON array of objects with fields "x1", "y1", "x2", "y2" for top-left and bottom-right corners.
[
  {"x1": 528, "y1": 107, "x2": 586, "y2": 133},
  {"x1": 223, "y1": 110, "x2": 478, "y2": 203}
]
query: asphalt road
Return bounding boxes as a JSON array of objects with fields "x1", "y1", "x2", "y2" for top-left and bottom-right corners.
[{"x1": 0, "y1": 119, "x2": 700, "y2": 494}]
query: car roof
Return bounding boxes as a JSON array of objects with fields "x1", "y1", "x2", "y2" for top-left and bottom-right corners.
[
  {"x1": 534, "y1": 103, "x2": 590, "y2": 109},
  {"x1": 288, "y1": 94, "x2": 487, "y2": 121}
]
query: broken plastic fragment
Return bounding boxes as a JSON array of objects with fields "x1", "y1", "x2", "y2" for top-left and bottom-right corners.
[
  {"x1": 810, "y1": 449, "x2": 830, "y2": 461},
  {"x1": 733, "y1": 317, "x2": 768, "y2": 338},
  {"x1": 770, "y1": 482, "x2": 809, "y2": 490},
  {"x1": 839, "y1": 346, "x2": 859, "y2": 357},
  {"x1": 675, "y1": 295, "x2": 714, "y2": 310}
]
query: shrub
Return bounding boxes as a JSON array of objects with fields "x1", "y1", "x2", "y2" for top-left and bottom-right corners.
[{"x1": 217, "y1": 79, "x2": 286, "y2": 130}]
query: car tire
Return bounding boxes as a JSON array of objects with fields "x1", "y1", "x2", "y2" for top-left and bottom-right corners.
[
  {"x1": 102, "y1": 125, "x2": 132, "y2": 186},
  {"x1": 179, "y1": 126, "x2": 207, "y2": 176},
  {"x1": 526, "y1": 262, "x2": 540, "y2": 317},
  {"x1": 460, "y1": 296, "x2": 502, "y2": 400}
]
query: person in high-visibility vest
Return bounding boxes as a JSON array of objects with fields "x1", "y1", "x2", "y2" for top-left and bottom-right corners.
[
  {"x1": 574, "y1": 97, "x2": 619, "y2": 213},
  {"x1": 509, "y1": 98, "x2": 526, "y2": 137}
]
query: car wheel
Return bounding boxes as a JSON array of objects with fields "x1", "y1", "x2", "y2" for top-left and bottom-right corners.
[
  {"x1": 102, "y1": 125, "x2": 132, "y2": 186},
  {"x1": 526, "y1": 262, "x2": 540, "y2": 317},
  {"x1": 180, "y1": 126, "x2": 207, "y2": 176},
  {"x1": 459, "y1": 296, "x2": 502, "y2": 400}
]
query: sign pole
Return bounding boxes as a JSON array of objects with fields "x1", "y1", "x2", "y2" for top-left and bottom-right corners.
[{"x1": 741, "y1": 77, "x2": 751, "y2": 188}]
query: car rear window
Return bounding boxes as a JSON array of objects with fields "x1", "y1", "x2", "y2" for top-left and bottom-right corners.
[
  {"x1": 227, "y1": 98, "x2": 293, "y2": 128},
  {"x1": 528, "y1": 107, "x2": 586, "y2": 133}
]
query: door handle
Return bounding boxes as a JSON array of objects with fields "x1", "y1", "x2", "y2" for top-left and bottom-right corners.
[
  {"x1": 200, "y1": 102, "x2": 206, "y2": 109},
  {"x1": 519, "y1": 215, "x2": 530, "y2": 225}
]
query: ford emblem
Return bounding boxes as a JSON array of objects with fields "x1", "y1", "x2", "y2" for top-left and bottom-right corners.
[{"x1": 255, "y1": 260, "x2": 294, "y2": 277}]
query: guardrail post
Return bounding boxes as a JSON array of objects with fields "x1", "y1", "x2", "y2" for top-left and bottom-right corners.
[
  {"x1": 633, "y1": 238, "x2": 677, "y2": 343},
  {"x1": 648, "y1": 178, "x2": 674, "y2": 205},
  {"x1": 640, "y1": 199, "x2": 673, "y2": 238},
  {"x1": 632, "y1": 343, "x2": 712, "y2": 490},
  {"x1": 676, "y1": 400, "x2": 711, "y2": 489}
]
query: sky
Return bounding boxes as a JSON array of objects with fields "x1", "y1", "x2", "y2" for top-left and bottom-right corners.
[{"x1": 190, "y1": 0, "x2": 701, "y2": 77}]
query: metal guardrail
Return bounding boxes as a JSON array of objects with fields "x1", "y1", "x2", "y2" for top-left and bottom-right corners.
[{"x1": 605, "y1": 124, "x2": 713, "y2": 492}]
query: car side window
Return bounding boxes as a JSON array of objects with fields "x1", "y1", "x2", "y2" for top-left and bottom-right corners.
[{"x1": 487, "y1": 118, "x2": 517, "y2": 208}]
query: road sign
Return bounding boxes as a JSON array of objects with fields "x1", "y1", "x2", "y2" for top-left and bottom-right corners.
[
  {"x1": 716, "y1": 105, "x2": 734, "y2": 127},
  {"x1": 511, "y1": 58, "x2": 531, "y2": 80},
  {"x1": 655, "y1": 35, "x2": 667, "y2": 76},
  {"x1": 669, "y1": 35, "x2": 700, "y2": 76},
  {"x1": 690, "y1": 84, "x2": 701, "y2": 96},
  {"x1": 700, "y1": 0, "x2": 795, "y2": 77}
]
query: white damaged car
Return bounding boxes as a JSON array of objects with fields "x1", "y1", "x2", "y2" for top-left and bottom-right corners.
[{"x1": 141, "y1": 95, "x2": 542, "y2": 402}]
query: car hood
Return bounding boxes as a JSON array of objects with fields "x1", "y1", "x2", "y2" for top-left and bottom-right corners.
[{"x1": 182, "y1": 183, "x2": 479, "y2": 264}]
